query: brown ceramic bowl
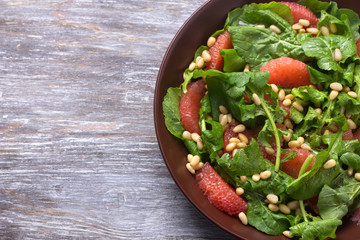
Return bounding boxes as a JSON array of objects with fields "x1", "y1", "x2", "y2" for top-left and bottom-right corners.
[{"x1": 154, "y1": 0, "x2": 360, "y2": 239}]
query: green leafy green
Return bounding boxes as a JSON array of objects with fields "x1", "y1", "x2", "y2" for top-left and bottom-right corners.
[
  {"x1": 340, "y1": 152, "x2": 360, "y2": 172},
  {"x1": 290, "y1": 217, "x2": 342, "y2": 240},
  {"x1": 298, "y1": 0, "x2": 331, "y2": 14},
  {"x1": 229, "y1": 25, "x2": 307, "y2": 70},
  {"x1": 302, "y1": 35, "x2": 357, "y2": 72},
  {"x1": 163, "y1": 87, "x2": 185, "y2": 138},
  {"x1": 220, "y1": 49, "x2": 246, "y2": 73},
  {"x1": 247, "y1": 192, "x2": 295, "y2": 235}
]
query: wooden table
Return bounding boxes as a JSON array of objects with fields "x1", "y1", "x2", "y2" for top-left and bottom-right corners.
[{"x1": 0, "y1": 0, "x2": 237, "y2": 239}]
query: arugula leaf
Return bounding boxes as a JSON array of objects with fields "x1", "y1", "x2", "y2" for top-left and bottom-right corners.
[
  {"x1": 302, "y1": 35, "x2": 357, "y2": 72},
  {"x1": 220, "y1": 49, "x2": 246, "y2": 73},
  {"x1": 318, "y1": 173, "x2": 360, "y2": 220},
  {"x1": 206, "y1": 77, "x2": 228, "y2": 122},
  {"x1": 229, "y1": 26, "x2": 307, "y2": 70},
  {"x1": 224, "y1": 2, "x2": 293, "y2": 27},
  {"x1": 247, "y1": 192, "x2": 295, "y2": 235},
  {"x1": 298, "y1": 0, "x2": 331, "y2": 14},
  {"x1": 337, "y1": 91, "x2": 360, "y2": 115},
  {"x1": 318, "y1": 11, "x2": 353, "y2": 38},
  {"x1": 257, "y1": 120, "x2": 274, "y2": 147},
  {"x1": 163, "y1": 87, "x2": 185, "y2": 138},
  {"x1": 307, "y1": 65, "x2": 333, "y2": 84},
  {"x1": 289, "y1": 217, "x2": 342, "y2": 240},
  {"x1": 340, "y1": 152, "x2": 360, "y2": 172},
  {"x1": 286, "y1": 150, "x2": 341, "y2": 200}
]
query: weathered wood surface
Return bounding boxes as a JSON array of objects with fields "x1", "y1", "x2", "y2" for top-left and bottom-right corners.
[{"x1": 0, "y1": 0, "x2": 237, "y2": 239}]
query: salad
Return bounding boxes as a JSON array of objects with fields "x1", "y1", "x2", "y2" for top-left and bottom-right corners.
[{"x1": 162, "y1": 0, "x2": 360, "y2": 239}]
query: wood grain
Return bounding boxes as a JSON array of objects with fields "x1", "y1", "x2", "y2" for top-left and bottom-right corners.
[{"x1": 0, "y1": 0, "x2": 237, "y2": 239}]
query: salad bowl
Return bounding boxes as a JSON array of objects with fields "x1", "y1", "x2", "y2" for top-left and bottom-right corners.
[{"x1": 154, "y1": 0, "x2": 360, "y2": 239}]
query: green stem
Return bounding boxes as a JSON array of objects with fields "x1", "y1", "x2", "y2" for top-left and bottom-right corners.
[
  {"x1": 298, "y1": 154, "x2": 314, "y2": 178},
  {"x1": 299, "y1": 200, "x2": 309, "y2": 222},
  {"x1": 309, "y1": 100, "x2": 335, "y2": 141},
  {"x1": 297, "y1": 154, "x2": 314, "y2": 222},
  {"x1": 260, "y1": 100, "x2": 282, "y2": 172}
]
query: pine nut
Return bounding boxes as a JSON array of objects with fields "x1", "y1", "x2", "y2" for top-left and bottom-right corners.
[
  {"x1": 301, "y1": 143, "x2": 312, "y2": 151},
  {"x1": 285, "y1": 94, "x2": 295, "y2": 100},
  {"x1": 236, "y1": 187, "x2": 244, "y2": 196},
  {"x1": 207, "y1": 36, "x2": 216, "y2": 47},
  {"x1": 347, "y1": 118, "x2": 357, "y2": 130},
  {"x1": 202, "y1": 50, "x2": 211, "y2": 62},
  {"x1": 240, "y1": 176, "x2": 248, "y2": 184},
  {"x1": 195, "y1": 56, "x2": 205, "y2": 68},
  {"x1": 306, "y1": 27, "x2": 319, "y2": 35},
  {"x1": 229, "y1": 137, "x2": 240, "y2": 144},
  {"x1": 266, "y1": 193, "x2": 279, "y2": 204},
  {"x1": 279, "y1": 204, "x2": 291, "y2": 214},
  {"x1": 299, "y1": 19, "x2": 310, "y2": 27},
  {"x1": 343, "y1": 86, "x2": 351, "y2": 92},
  {"x1": 283, "y1": 230, "x2": 293, "y2": 238},
  {"x1": 340, "y1": 106, "x2": 345, "y2": 115},
  {"x1": 220, "y1": 114, "x2": 228, "y2": 126},
  {"x1": 205, "y1": 115, "x2": 212, "y2": 120},
  {"x1": 347, "y1": 167, "x2": 354, "y2": 176},
  {"x1": 238, "y1": 212, "x2": 248, "y2": 225},
  {"x1": 278, "y1": 89, "x2": 285, "y2": 101},
  {"x1": 334, "y1": 48, "x2": 342, "y2": 62},
  {"x1": 265, "y1": 147, "x2": 275, "y2": 155},
  {"x1": 197, "y1": 140, "x2": 203, "y2": 150},
  {"x1": 297, "y1": 137, "x2": 305, "y2": 145},
  {"x1": 186, "y1": 163, "x2": 195, "y2": 174},
  {"x1": 182, "y1": 131, "x2": 192, "y2": 140},
  {"x1": 238, "y1": 133, "x2": 249, "y2": 144},
  {"x1": 271, "y1": 84, "x2": 279, "y2": 93},
  {"x1": 237, "y1": 142, "x2": 247, "y2": 149},
  {"x1": 292, "y1": 23, "x2": 303, "y2": 30},
  {"x1": 252, "y1": 93, "x2": 261, "y2": 105},
  {"x1": 190, "y1": 155, "x2": 200, "y2": 167},
  {"x1": 329, "y1": 22, "x2": 337, "y2": 33},
  {"x1": 315, "y1": 108, "x2": 322, "y2": 115},
  {"x1": 191, "y1": 133, "x2": 200, "y2": 142},
  {"x1": 299, "y1": 28, "x2": 306, "y2": 33},
  {"x1": 328, "y1": 122, "x2": 338, "y2": 132},
  {"x1": 284, "y1": 119, "x2": 293, "y2": 129},
  {"x1": 187, "y1": 154, "x2": 193, "y2": 163},
  {"x1": 260, "y1": 170, "x2": 272, "y2": 179},
  {"x1": 226, "y1": 142, "x2": 237, "y2": 152},
  {"x1": 288, "y1": 128, "x2": 293, "y2": 133},
  {"x1": 243, "y1": 64, "x2": 250, "y2": 72},
  {"x1": 288, "y1": 140, "x2": 301, "y2": 148},
  {"x1": 252, "y1": 174, "x2": 261, "y2": 182},
  {"x1": 329, "y1": 90, "x2": 339, "y2": 100},
  {"x1": 355, "y1": 172, "x2": 360, "y2": 181},
  {"x1": 293, "y1": 101, "x2": 304, "y2": 112},
  {"x1": 255, "y1": 24, "x2": 265, "y2": 28},
  {"x1": 323, "y1": 159, "x2": 337, "y2": 169},
  {"x1": 219, "y1": 105, "x2": 228, "y2": 114},
  {"x1": 227, "y1": 114, "x2": 232, "y2": 123},
  {"x1": 268, "y1": 203, "x2": 279, "y2": 212},
  {"x1": 193, "y1": 161, "x2": 204, "y2": 170},
  {"x1": 287, "y1": 200, "x2": 300, "y2": 210},
  {"x1": 282, "y1": 99, "x2": 292, "y2": 106},
  {"x1": 323, "y1": 129, "x2": 331, "y2": 135},
  {"x1": 309, "y1": 84, "x2": 317, "y2": 89},
  {"x1": 189, "y1": 62, "x2": 196, "y2": 71},
  {"x1": 232, "y1": 149, "x2": 238, "y2": 157},
  {"x1": 320, "y1": 26, "x2": 330, "y2": 36},
  {"x1": 233, "y1": 124, "x2": 246, "y2": 133},
  {"x1": 183, "y1": 72, "x2": 186, "y2": 81},
  {"x1": 270, "y1": 25, "x2": 281, "y2": 34},
  {"x1": 348, "y1": 91, "x2": 358, "y2": 98},
  {"x1": 283, "y1": 132, "x2": 291, "y2": 142},
  {"x1": 330, "y1": 82, "x2": 343, "y2": 91}
]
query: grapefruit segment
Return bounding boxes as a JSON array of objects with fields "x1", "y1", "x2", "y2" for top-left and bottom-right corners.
[
  {"x1": 206, "y1": 31, "x2": 233, "y2": 71},
  {"x1": 196, "y1": 162, "x2": 248, "y2": 216},
  {"x1": 281, "y1": 2, "x2": 319, "y2": 27},
  {"x1": 260, "y1": 57, "x2": 311, "y2": 88},
  {"x1": 179, "y1": 80, "x2": 206, "y2": 135}
]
